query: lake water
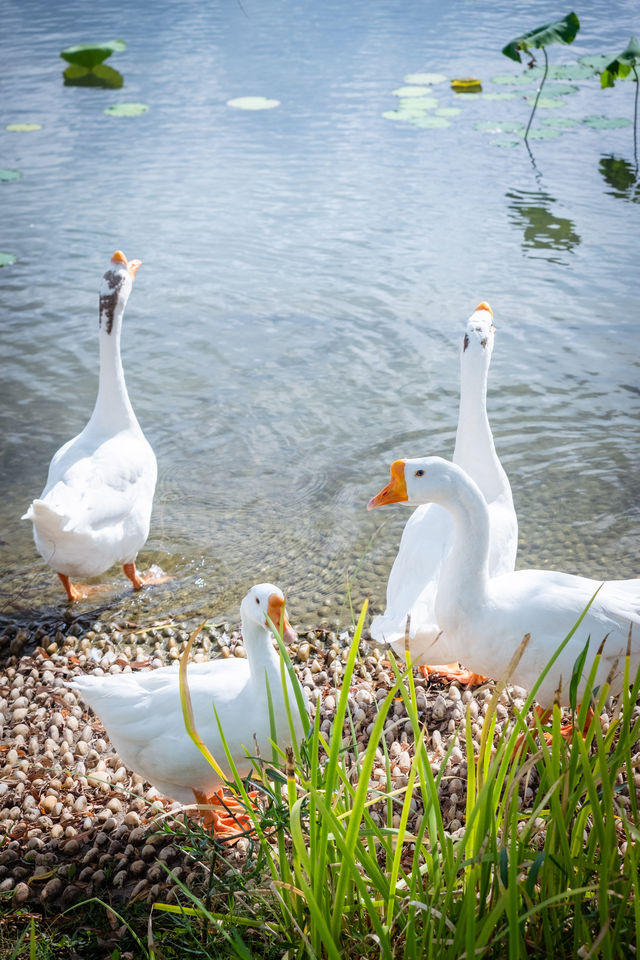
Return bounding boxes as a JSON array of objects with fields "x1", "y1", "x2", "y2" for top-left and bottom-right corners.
[{"x1": 1, "y1": 0, "x2": 639, "y2": 632}]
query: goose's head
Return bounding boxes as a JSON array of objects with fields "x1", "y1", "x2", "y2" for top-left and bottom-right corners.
[
  {"x1": 367, "y1": 456, "x2": 454, "y2": 509},
  {"x1": 99, "y1": 250, "x2": 142, "y2": 335},
  {"x1": 461, "y1": 301, "x2": 495, "y2": 360},
  {"x1": 240, "y1": 583, "x2": 297, "y2": 643}
]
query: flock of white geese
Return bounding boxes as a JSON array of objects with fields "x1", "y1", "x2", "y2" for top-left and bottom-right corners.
[{"x1": 21, "y1": 251, "x2": 640, "y2": 821}]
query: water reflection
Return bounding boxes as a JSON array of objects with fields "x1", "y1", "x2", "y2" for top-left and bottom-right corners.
[
  {"x1": 599, "y1": 154, "x2": 640, "y2": 203},
  {"x1": 506, "y1": 189, "x2": 581, "y2": 260}
]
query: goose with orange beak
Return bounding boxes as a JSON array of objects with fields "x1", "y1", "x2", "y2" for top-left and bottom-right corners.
[
  {"x1": 22, "y1": 251, "x2": 166, "y2": 602},
  {"x1": 369, "y1": 456, "x2": 640, "y2": 715},
  {"x1": 70, "y1": 584, "x2": 307, "y2": 838},
  {"x1": 369, "y1": 303, "x2": 517, "y2": 684}
]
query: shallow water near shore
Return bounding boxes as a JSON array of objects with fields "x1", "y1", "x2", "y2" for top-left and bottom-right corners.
[{"x1": 1, "y1": 0, "x2": 639, "y2": 632}]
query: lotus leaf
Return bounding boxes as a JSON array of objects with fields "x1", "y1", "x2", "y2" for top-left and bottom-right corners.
[
  {"x1": 104, "y1": 103, "x2": 149, "y2": 117},
  {"x1": 227, "y1": 97, "x2": 280, "y2": 109},
  {"x1": 502, "y1": 13, "x2": 580, "y2": 63},
  {"x1": 6, "y1": 123, "x2": 41, "y2": 132},
  {"x1": 582, "y1": 115, "x2": 632, "y2": 129},
  {"x1": 0, "y1": 252, "x2": 17, "y2": 267},
  {"x1": 392, "y1": 86, "x2": 432, "y2": 98},
  {"x1": 0, "y1": 169, "x2": 22, "y2": 181},
  {"x1": 60, "y1": 40, "x2": 125, "y2": 70}
]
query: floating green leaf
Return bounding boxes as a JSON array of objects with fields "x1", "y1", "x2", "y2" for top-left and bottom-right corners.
[
  {"x1": 582, "y1": 115, "x2": 632, "y2": 129},
  {"x1": 0, "y1": 252, "x2": 17, "y2": 267},
  {"x1": 524, "y1": 96, "x2": 566, "y2": 108},
  {"x1": 549, "y1": 62, "x2": 596, "y2": 81},
  {"x1": 482, "y1": 92, "x2": 518, "y2": 100},
  {"x1": 104, "y1": 102, "x2": 149, "y2": 116},
  {"x1": 540, "y1": 116, "x2": 580, "y2": 128},
  {"x1": 60, "y1": 39, "x2": 125, "y2": 70},
  {"x1": 64, "y1": 63, "x2": 123, "y2": 88},
  {"x1": 578, "y1": 54, "x2": 611, "y2": 72},
  {"x1": 0, "y1": 169, "x2": 22, "y2": 182},
  {"x1": 492, "y1": 70, "x2": 543, "y2": 85},
  {"x1": 396, "y1": 96, "x2": 439, "y2": 112},
  {"x1": 475, "y1": 120, "x2": 525, "y2": 134},
  {"x1": 502, "y1": 13, "x2": 580, "y2": 63},
  {"x1": 226, "y1": 96, "x2": 280, "y2": 110},
  {"x1": 526, "y1": 127, "x2": 562, "y2": 140},
  {"x1": 409, "y1": 115, "x2": 451, "y2": 128},
  {"x1": 543, "y1": 83, "x2": 579, "y2": 96},
  {"x1": 403, "y1": 72, "x2": 446, "y2": 85},
  {"x1": 392, "y1": 86, "x2": 432, "y2": 97},
  {"x1": 436, "y1": 107, "x2": 461, "y2": 117},
  {"x1": 6, "y1": 123, "x2": 41, "y2": 132},
  {"x1": 491, "y1": 138, "x2": 521, "y2": 148}
]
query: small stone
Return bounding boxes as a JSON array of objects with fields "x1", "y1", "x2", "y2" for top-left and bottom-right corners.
[{"x1": 14, "y1": 881, "x2": 29, "y2": 904}]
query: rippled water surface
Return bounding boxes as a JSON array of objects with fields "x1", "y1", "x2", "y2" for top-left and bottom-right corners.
[{"x1": 1, "y1": 0, "x2": 639, "y2": 630}]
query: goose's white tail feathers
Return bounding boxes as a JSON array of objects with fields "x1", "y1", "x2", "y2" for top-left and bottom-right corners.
[{"x1": 22, "y1": 498, "x2": 72, "y2": 535}]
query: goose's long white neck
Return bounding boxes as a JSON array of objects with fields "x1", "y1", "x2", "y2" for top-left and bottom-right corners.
[
  {"x1": 243, "y1": 621, "x2": 282, "y2": 684},
  {"x1": 89, "y1": 297, "x2": 138, "y2": 434},
  {"x1": 453, "y1": 348, "x2": 504, "y2": 500},
  {"x1": 433, "y1": 467, "x2": 491, "y2": 629}
]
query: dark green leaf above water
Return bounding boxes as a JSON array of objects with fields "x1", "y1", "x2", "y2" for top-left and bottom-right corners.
[
  {"x1": 0, "y1": 169, "x2": 22, "y2": 182},
  {"x1": 60, "y1": 39, "x2": 126, "y2": 70},
  {"x1": 502, "y1": 13, "x2": 580, "y2": 63},
  {"x1": 63, "y1": 63, "x2": 123, "y2": 88},
  {"x1": 600, "y1": 36, "x2": 640, "y2": 88},
  {"x1": 0, "y1": 252, "x2": 17, "y2": 267}
]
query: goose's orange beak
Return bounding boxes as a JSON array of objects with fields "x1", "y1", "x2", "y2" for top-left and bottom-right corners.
[
  {"x1": 475, "y1": 300, "x2": 492, "y2": 315},
  {"x1": 267, "y1": 593, "x2": 297, "y2": 644},
  {"x1": 111, "y1": 250, "x2": 142, "y2": 277},
  {"x1": 367, "y1": 459, "x2": 408, "y2": 510}
]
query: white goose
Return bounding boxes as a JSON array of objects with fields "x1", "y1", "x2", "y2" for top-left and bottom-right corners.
[
  {"x1": 22, "y1": 251, "x2": 159, "y2": 602},
  {"x1": 70, "y1": 584, "x2": 307, "y2": 826},
  {"x1": 369, "y1": 457, "x2": 640, "y2": 709},
  {"x1": 370, "y1": 303, "x2": 517, "y2": 680}
]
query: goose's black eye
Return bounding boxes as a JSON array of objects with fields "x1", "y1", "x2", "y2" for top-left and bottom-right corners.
[
  {"x1": 415, "y1": 469, "x2": 424, "y2": 477},
  {"x1": 255, "y1": 597, "x2": 260, "y2": 604}
]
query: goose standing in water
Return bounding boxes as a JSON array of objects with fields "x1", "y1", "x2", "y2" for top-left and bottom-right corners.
[
  {"x1": 23, "y1": 251, "x2": 162, "y2": 602},
  {"x1": 369, "y1": 457, "x2": 640, "y2": 710},
  {"x1": 370, "y1": 304, "x2": 517, "y2": 682}
]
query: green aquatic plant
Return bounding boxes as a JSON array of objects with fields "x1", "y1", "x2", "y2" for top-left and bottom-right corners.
[
  {"x1": 601, "y1": 36, "x2": 640, "y2": 167},
  {"x1": 502, "y1": 12, "x2": 580, "y2": 141},
  {"x1": 104, "y1": 102, "x2": 149, "y2": 117},
  {"x1": 60, "y1": 40, "x2": 125, "y2": 88}
]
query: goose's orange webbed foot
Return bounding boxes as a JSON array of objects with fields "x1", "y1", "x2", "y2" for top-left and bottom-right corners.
[
  {"x1": 419, "y1": 662, "x2": 488, "y2": 687},
  {"x1": 192, "y1": 788, "x2": 258, "y2": 844},
  {"x1": 58, "y1": 573, "x2": 111, "y2": 603},
  {"x1": 123, "y1": 562, "x2": 174, "y2": 591}
]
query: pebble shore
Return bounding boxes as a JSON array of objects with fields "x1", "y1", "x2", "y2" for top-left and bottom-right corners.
[{"x1": 0, "y1": 614, "x2": 627, "y2": 913}]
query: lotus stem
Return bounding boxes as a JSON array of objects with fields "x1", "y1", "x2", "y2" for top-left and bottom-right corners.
[
  {"x1": 524, "y1": 46, "x2": 549, "y2": 142},
  {"x1": 633, "y1": 64, "x2": 638, "y2": 175}
]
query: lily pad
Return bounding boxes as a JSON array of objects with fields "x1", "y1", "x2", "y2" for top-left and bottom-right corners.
[
  {"x1": 403, "y1": 72, "x2": 446, "y2": 85},
  {"x1": 482, "y1": 92, "x2": 518, "y2": 101},
  {"x1": 475, "y1": 120, "x2": 525, "y2": 134},
  {"x1": 582, "y1": 115, "x2": 632, "y2": 129},
  {"x1": 408, "y1": 115, "x2": 451, "y2": 128},
  {"x1": 526, "y1": 127, "x2": 562, "y2": 140},
  {"x1": 0, "y1": 169, "x2": 22, "y2": 182},
  {"x1": 64, "y1": 63, "x2": 123, "y2": 88},
  {"x1": 104, "y1": 102, "x2": 149, "y2": 116},
  {"x1": 396, "y1": 97, "x2": 439, "y2": 112},
  {"x1": 392, "y1": 86, "x2": 432, "y2": 98},
  {"x1": 578, "y1": 54, "x2": 611, "y2": 72},
  {"x1": 548, "y1": 63, "x2": 594, "y2": 81},
  {"x1": 6, "y1": 123, "x2": 41, "y2": 132},
  {"x1": 435, "y1": 107, "x2": 461, "y2": 117},
  {"x1": 524, "y1": 96, "x2": 566, "y2": 108},
  {"x1": 492, "y1": 70, "x2": 544, "y2": 85},
  {"x1": 0, "y1": 252, "x2": 17, "y2": 267},
  {"x1": 491, "y1": 138, "x2": 521, "y2": 148},
  {"x1": 226, "y1": 96, "x2": 280, "y2": 110},
  {"x1": 543, "y1": 83, "x2": 579, "y2": 96},
  {"x1": 60, "y1": 40, "x2": 125, "y2": 70},
  {"x1": 540, "y1": 116, "x2": 580, "y2": 128}
]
